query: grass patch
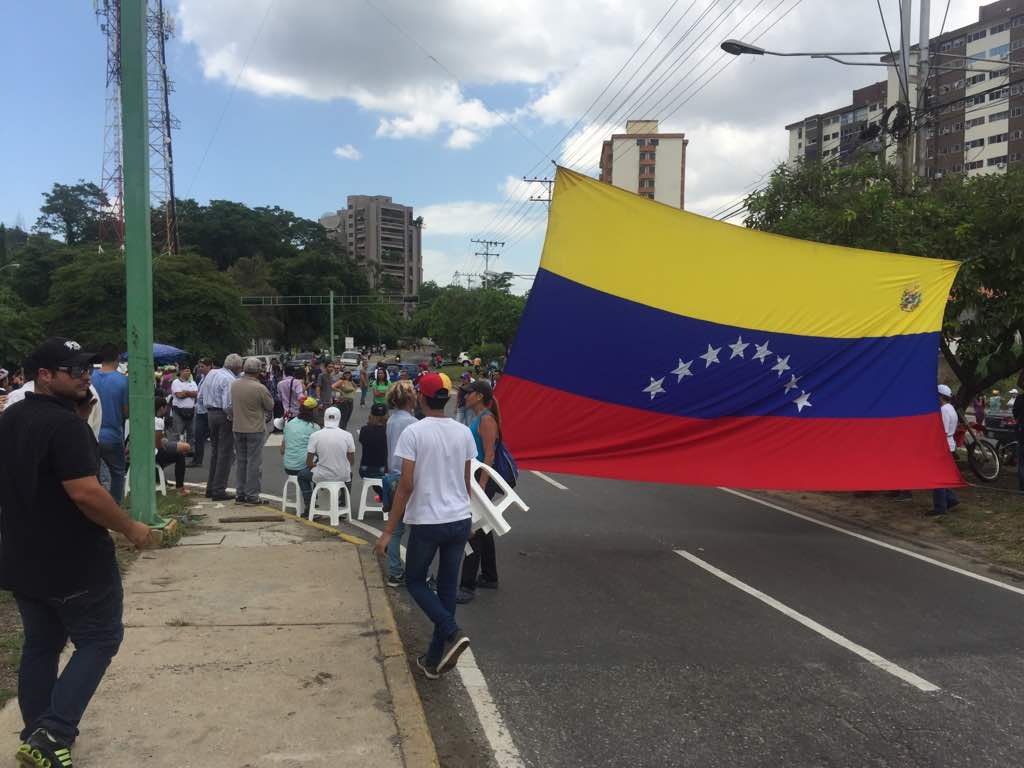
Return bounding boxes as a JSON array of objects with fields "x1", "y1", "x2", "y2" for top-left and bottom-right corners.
[{"x1": 0, "y1": 591, "x2": 21, "y2": 706}]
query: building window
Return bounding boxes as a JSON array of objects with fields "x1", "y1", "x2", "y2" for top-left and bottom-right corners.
[
  {"x1": 967, "y1": 73, "x2": 986, "y2": 85},
  {"x1": 1010, "y1": 153, "x2": 1022, "y2": 163},
  {"x1": 1012, "y1": 39, "x2": 1024, "y2": 51},
  {"x1": 991, "y1": 22, "x2": 1010, "y2": 34},
  {"x1": 965, "y1": 160, "x2": 984, "y2": 170},
  {"x1": 987, "y1": 155, "x2": 1009, "y2": 166},
  {"x1": 1012, "y1": 130, "x2": 1024, "y2": 140},
  {"x1": 797, "y1": 128, "x2": 803, "y2": 139},
  {"x1": 990, "y1": 44, "x2": 1010, "y2": 59},
  {"x1": 966, "y1": 138, "x2": 985, "y2": 149},
  {"x1": 990, "y1": 133, "x2": 1009, "y2": 144},
  {"x1": 639, "y1": 164, "x2": 654, "y2": 175},
  {"x1": 650, "y1": 138, "x2": 659, "y2": 146},
  {"x1": 989, "y1": 111, "x2": 1009, "y2": 122},
  {"x1": 1014, "y1": 107, "x2": 1024, "y2": 118},
  {"x1": 967, "y1": 94, "x2": 987, "y2": 107},
  {"x1": 990, "y1": 68, "x2": 1009, "y2": 79},
  {"x1": 869, "y1": 103, "x2": 879, "y2": 111},
  {"x1": 966, "y1": 29, "x2": 987, "y2": 43},
  {"x1": 639, "y1": 179, "x2": 655, "y2": 189},
  {"x1": 636, "y1": 138, "x2": 646, "y2": 146},
  {"x1": 990, "y1": 88, "x2": 1009, "y2": 101}
]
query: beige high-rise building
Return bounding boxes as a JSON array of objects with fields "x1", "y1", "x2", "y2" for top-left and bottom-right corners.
[
  {"x1": 320, "y1": 196, "x2": 423, "y2": 296},
  {"x1": 598, "y1": 119, "x2": 689, "y2": 208}
]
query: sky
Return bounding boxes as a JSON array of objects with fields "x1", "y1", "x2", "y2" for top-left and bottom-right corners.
[{"x1": 0, "y1": 1, "x2": 983, "y2": 290}]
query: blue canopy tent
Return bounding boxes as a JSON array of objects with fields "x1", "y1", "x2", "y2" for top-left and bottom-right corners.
[{"x1": 120, "y1": 343, "x2": 189, "y2": 365}]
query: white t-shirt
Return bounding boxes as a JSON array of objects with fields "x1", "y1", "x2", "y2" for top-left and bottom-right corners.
[
  {"x1": 394, "y1": 417, "x2": 477, "y2": 525},
  {"x1": 941, "y1": 402, "x2": 958, "y2": 452},
  {"x1": 307, "y1": 427, "x2": 356, "y2": 483},
  {"x1": 171, "y1": 378, "x2": 198, "y2": 409}
]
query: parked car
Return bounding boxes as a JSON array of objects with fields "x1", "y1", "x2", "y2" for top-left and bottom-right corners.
[
  {"x1": 457, "y1": 351, "x2": 471, "y2": 365},
  {"x1": 285, "y1": 352, "x2": 317, "y2": 367}
]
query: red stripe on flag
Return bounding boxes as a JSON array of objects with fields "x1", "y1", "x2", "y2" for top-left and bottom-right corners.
[{"x1": 496, "y1": 374, "x2": 963, "y2": 491}]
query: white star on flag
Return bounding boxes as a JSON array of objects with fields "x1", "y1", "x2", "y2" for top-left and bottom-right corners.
[
  {"x1": 793, "y1": 390, "x2": 812, "y2": 413},
  {"x1": 643, "y1": 377, "x2": 667, "y2": 400},
  {"x1": 699, "y1": 344, "x2": 721, "y2": 368},
  {"x1": 671, "y1": 359, "x2": 694, "y2": 382},
  {"x1": 783, "y1": 374, "x2": 801, "y2": 393},
  {"x1": 728, "y1": 336, "x2": 750, "y2": 359},
  {"x1": 771, "y1": 355, "x2": 791, "y2": 378},
  {"x1": 753, "y1": 341, "x2": 772, "y2": 364}
]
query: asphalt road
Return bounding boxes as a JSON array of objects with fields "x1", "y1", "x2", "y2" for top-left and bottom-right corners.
[{"x1": 181, "y1": 368, "x2": 1024, "y2": 767}]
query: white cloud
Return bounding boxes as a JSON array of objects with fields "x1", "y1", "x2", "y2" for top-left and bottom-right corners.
[
  {"x1": 332, "y1": 144, "x2": 361, "y2": 160},
  {"x1": 178, "y1": 0, "x2": 990, "y2": 209}
]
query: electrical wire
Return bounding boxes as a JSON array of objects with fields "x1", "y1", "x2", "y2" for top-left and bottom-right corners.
[
  {"x1": 876, "y1": 0, "x2": 908, "y2": 107},
  {"x1": 185, "y1": 0, "x2": 276, "y2": 198}
]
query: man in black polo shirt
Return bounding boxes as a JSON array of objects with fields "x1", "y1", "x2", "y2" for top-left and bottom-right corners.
[{"x1": 0, "y1": 337, "x2": 152, "y2": 768}]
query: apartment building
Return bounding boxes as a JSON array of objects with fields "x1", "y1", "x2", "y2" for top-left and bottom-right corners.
[
  {"x1": 599, "y1": 119, "x2": 689, "y2": 208},
  {"x1": 320, "y1": 195, "x2": 423, "y2": 296},
  {"x1": 785, "y1": 82, "x2": 888, "y2": 165},
  {"x1": 786, "y1": 0, "x2": 1024, "y2": 178}
]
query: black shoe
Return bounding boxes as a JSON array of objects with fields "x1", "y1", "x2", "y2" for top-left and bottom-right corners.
[
  {"x1": 386, "y1": 573, "x2": 404, "y2": 588},
  {"x1": 242, "y1": 496, "x2": 265, "y2": 505},
  {"x1": 476, "y1": 577, "x2": 499, "y2": 589},
  {"x1": 456, "y1": 588, "x2": 475, "y2": 604},
  {"x1": 947, "y1": 500, "x2": 960, "y2": 511},
  {"x1": 438, "y1": 630, "x2": 470, "y2": 674},
  {"x1": 210, "y1": 492, "x2": 233, "y2": 501},
  {"x1": 186, "y1": 461, "x2": 203, "y2": 468},
  {"x1": 415, "y1": 655, "x2": 440, "y2": 680},
  {"x1": 17, "y1": 728, "x2": 73, "y2": 768}
]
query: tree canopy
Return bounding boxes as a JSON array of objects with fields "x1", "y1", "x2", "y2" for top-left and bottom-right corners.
[{"x1": 744, "y1": 158, "x2": 1024, "y2": 404}]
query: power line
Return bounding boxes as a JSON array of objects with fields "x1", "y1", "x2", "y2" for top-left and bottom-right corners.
[
  {"x1": 185, "y1": 0, "x2": 276, "y2": 198},
  {"x1": 876, "y1": 0, "x2": 908, "y2": 107}
]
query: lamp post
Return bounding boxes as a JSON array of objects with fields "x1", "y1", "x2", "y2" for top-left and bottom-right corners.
[{"x1": 0, "y1": 263, "x2": 20, "y2": 273}]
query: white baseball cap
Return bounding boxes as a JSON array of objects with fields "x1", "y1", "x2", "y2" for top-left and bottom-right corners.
[
  {"x1": 324, "y1": 406, "x2": 341, "y2": 428},
  {"x1": 937, "y1": 384, "x2": 952, "y2": 397}
]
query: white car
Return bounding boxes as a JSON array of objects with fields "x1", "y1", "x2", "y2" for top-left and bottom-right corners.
[
  {"x1": 339, "y1": 350, "x2": 362, "y2": 371},
  {"x1": 458, "y1": 351, "x2": 471, "y2": 365}
]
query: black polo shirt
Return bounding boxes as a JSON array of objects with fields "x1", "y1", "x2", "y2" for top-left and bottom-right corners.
[{"x1": 0, "y1": 392, "x2": 116, "y2": 598}]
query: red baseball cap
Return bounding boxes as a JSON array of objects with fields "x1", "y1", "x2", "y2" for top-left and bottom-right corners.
[{"x1": 418, "y1": 372, "x2": 449, "y2": 400}]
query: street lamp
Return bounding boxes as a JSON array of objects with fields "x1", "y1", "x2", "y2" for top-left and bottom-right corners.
[
  {"x1": 721, "y1": 39, "x2": 894, "y2": 66},
  {"x1": 0, "y1": 263, "x2": 20, "y2": 273}
]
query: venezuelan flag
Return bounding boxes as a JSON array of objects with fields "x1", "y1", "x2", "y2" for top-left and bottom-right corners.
[{"x1": 498, "y1": 167, "x2": 962, "y2": 490}]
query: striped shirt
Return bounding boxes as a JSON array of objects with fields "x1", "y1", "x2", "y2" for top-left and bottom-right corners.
[{"x1": 198, "y1": 367, "x2": 237, "y2": 411}]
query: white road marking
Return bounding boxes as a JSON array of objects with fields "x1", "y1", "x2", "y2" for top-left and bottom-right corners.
[
  {"x1": 675, "y1": 549, "x2": 940, "y2": 693},
  {"x1": 717, "y1": 487, "x2": 1024, "y2": 599},
  {"x1": 456, "y1": 648, "x2": 526, "y2": 767},
  {"x1": 530, "y1": 470, "x2": 568, "y2": 490}
]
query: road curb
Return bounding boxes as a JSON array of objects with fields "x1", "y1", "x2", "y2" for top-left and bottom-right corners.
[{"x1": 356, "y1": 544, "x2": 440, "y2": 768}]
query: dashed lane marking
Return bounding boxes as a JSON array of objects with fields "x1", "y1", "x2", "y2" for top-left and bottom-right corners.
[{"x1": 530, "y1": 470, "x2": 568, "y2": 490}]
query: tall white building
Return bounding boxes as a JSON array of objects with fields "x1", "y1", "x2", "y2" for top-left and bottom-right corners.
[{"x1": 599, "y1": 120, "x2": 689, "y2": 208}]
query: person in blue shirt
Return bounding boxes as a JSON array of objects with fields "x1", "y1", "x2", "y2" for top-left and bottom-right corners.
[{"x1": 90, "y1": 344, "x2": 130, "y2": 503}]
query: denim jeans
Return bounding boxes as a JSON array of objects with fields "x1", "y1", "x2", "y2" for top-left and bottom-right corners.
[
  {"x1": 360, "y1": 386, "x2": 368, "y2": 406},
  {"x1": 932, "y1": 450, "x2": 959, "y2": 513},
  {"x1": 1018, "y1": 428, "x2": 1024, "y2": 491},
  {"x1": 192, "y1": 412, "x2": 209, "y2": 464},
  {"x1": 405, "y1": 518, "x2": 472, "y2": 665},
  {"x1": 205, "y1": 410, "x2": 234, "y2": 496},
  {"x1": 97, "y1": 441, "x2": 126, "y2": 504},
  {"x1": 14, "y1": 565, "x2": 124, "y2": 745},
  {"x1": 297, "y1": 466, "x2": 315, "y2": 512},
  {"x1": 387, "y1": 520, "x2": 406, "y2": 578},
  {"x1": 234, "y1": 431, "x2": 265, "y2": 500}
]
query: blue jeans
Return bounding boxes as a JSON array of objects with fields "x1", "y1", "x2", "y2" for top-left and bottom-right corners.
[
  {"x1": 405, "y1": 518, "x2": 472, "y2": 665},
  {"x1": 14, "y1": 566, "x2": 124, "y2": 745},
  {"x1": 932, "y1": 449, "x2": 959, "y2": 513},
  {"x1": 97, "y1": 441, "x2": 126, "y2": 504},
  {"x1": 387, "y1": 520, "x2": 406, "y2": 578},
  {"x1": 192, "y1": 412, "x2": 209, "y2": 464},
  {"x1": 297, "y1": 467, "x2": 314, "y2": 512}
]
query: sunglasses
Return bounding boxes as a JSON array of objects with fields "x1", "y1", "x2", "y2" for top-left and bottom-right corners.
[{"x1": 54, "y1": 365, "x2": 91, "y2": 379}]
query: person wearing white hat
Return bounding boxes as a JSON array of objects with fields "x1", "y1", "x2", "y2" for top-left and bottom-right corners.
[
  {"x1": 1008, "y1": 388, "x2": 1018, "y2": 409},
  {"x1": 299, "y1": 405, "x2": 355, "y2": 513},
  {"x1": 929, "y1": 384, "x2": 960, "y2": 516}
]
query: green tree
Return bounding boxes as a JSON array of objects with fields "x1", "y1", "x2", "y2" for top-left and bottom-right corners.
[
  {"x1": 0, "y1": 286, "x2": 42, "y2": 368},
  {"x1": 744, "y1": 159, "x2": 1024, "y2": 405},
  {"x1": 33, "y1": 181, "x2": 109, "y2": 246},
  {"x1": 228, "y1": 255, "x2": 284, "y2": 343}
]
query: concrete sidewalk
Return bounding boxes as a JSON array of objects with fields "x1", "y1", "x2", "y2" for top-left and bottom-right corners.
[{"x1": 0, "y1": 499, "x2": 438, "y2": 768}]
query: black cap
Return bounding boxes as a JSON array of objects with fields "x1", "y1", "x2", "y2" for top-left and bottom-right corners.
[
  {"x1": 461, "y1": 380, "x2": 493, "y2": 399},
  {"x1": 370, "y1": 403, "x2": 387, "y2": 417},
  {"x1": 32, "y1": 337, "x2": 101, "y2": 371}
]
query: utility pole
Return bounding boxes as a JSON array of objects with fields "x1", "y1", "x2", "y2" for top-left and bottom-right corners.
[
  {"x1": 916, "y1": 0, "x2": 931, "y2": 179},
  {"x1": 470, "y1": 239, "x2": 504, "y2": 286},
  {"x1": 522, "y1": 176, "x2": 554, "y2": 208},
  {"x1": 898, "y1": 0, "x2": 914, "y2": 185},
  {"x1": 329, "y1": 288, "x2": 335, "y2": 359},
  {"x1": 121, "y1": 0, "x2": 161, "y2": 526}
]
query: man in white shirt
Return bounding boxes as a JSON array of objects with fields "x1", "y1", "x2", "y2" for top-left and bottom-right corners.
[
  {"x1": 299, "y1": 406, "x2": 355, "y2": 512},
  {"x1": 929, "y1": 384, "x2": 961, "y2": 516},
  {"x1": 374, "y1": 373, "x2": 476, "y2": 679}
]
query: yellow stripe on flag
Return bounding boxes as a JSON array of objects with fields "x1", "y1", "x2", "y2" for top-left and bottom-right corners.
[{"x1": 541, "y1": 168, "x2": 959, "y2": 339}]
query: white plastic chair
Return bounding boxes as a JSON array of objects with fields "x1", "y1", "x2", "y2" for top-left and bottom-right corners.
[
  {"x1": 468, "y1": 459, "x2": 528, "y2": 537},
  {"x1": 309, "y1": 481, "x2": 351, "y2": 526},
  {"x1": 357, "y1": 478, "x2": 386, "y2": 521},
  {"x1": 125, "y1": 464, "x2": 167, "y2": 497},
  {"x1": 281, "y1": 475, "x2": 304, "y2": 517}
]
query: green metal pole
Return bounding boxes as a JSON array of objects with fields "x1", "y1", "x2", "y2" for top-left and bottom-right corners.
[
  {"x1": 122, "y1": 0, "x2": 163, "y2": 526},
  {"x1": 329, "y1": 289, "x2": 335, "y2": 359}
]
